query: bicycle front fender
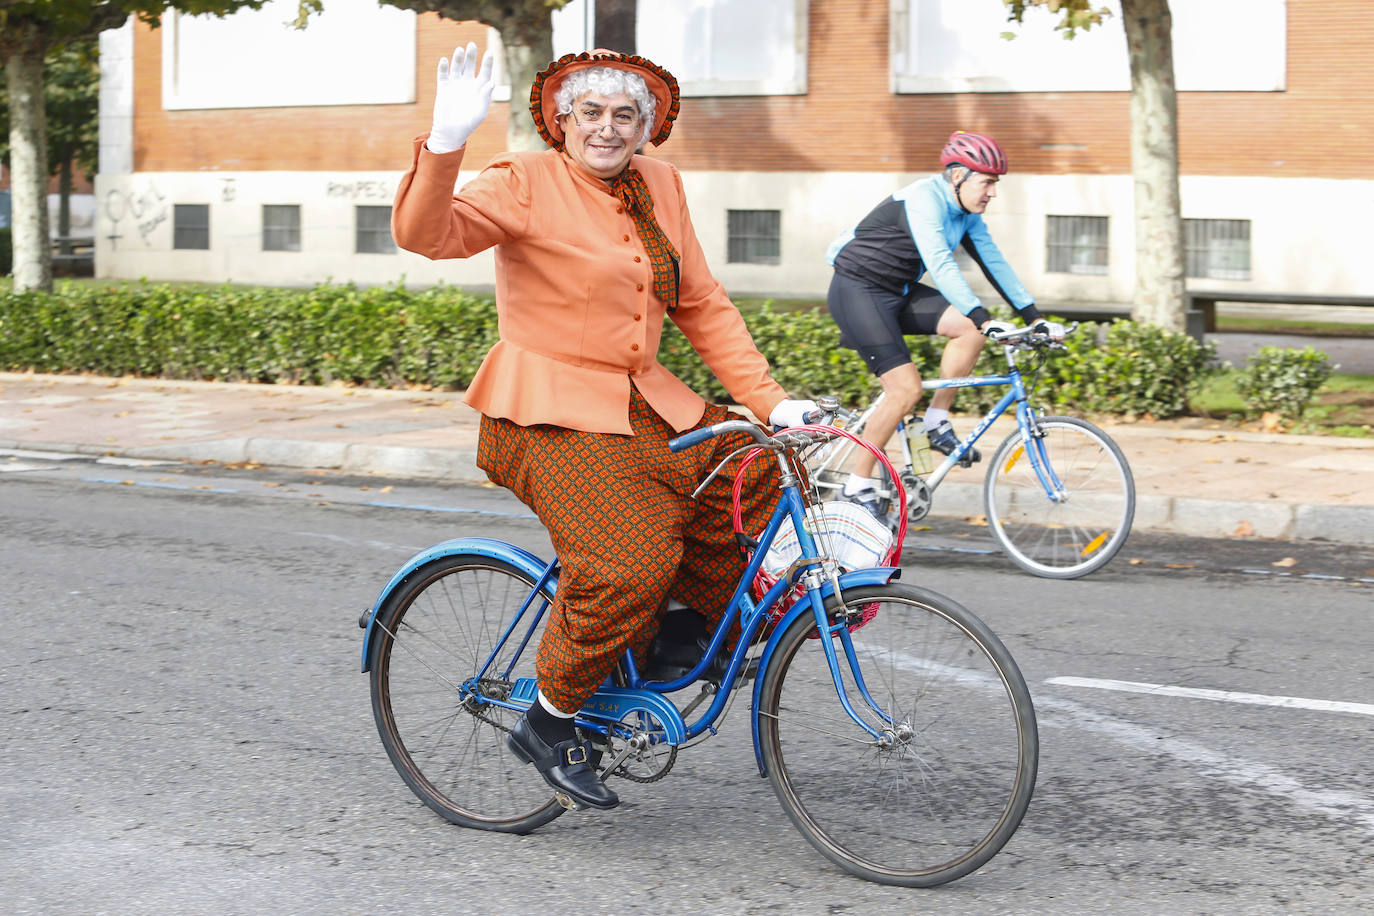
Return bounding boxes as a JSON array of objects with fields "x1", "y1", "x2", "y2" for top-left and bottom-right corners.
[
  {"x1": 749, "y1": 566, "x2": 902, "y2": 776},
  {"x1": 359, "y1": 537, "x2": 555, "y2": 673}
]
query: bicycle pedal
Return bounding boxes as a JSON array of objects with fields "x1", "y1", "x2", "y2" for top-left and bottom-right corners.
[{"x1": 554, "y1": 791, "x2": 581, "y2": 811}]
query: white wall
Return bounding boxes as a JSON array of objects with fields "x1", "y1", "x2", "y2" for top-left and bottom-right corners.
[{"x1": 94, "y1": 168, "x2": 1374, "y2": 301}]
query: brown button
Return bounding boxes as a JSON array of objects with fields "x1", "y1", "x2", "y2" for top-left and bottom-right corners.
[
  {"x1": 633, "y1": 256, "x2": 642, "y2": 263},
  {"x1": 634, "y1": 313, "x2": 642, "y2": 321},
  {"x1": 636, "y1": 284, "x2": 644, "y2": 291},
  {"x1": 623, "y1": 234, "x2": 631, "y2": 242},
  {"x1": 631, "y1": 343, "x2": 640, "y2": 351}
]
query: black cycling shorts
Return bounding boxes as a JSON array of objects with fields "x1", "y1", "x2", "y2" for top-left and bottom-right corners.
[{"x1": 827, "y1": 272, "x2": 953, "y2": 376}]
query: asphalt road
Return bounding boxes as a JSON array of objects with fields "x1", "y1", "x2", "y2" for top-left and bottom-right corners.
[{"x1": 3, "y1": 456, "x2": 1371, "y2": 915}]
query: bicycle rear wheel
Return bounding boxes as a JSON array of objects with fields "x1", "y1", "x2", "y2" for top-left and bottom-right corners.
[
  {"x1": 984, "y1": 415, "x2": 1134, "y2": 579},
  {"x1": 757, "y1": 584, "x2": 1037, "y2": 887},
  {"x1": 368, "y1": 555, "x2": 563, "y2": 832}
]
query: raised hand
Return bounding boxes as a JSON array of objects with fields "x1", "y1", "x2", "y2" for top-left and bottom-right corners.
[{"x1": 426, "y1": 43, "x2": 496, "y2": 154}]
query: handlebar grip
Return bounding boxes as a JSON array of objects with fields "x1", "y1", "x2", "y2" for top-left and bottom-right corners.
[{"x1": 669, "y1": 426, "x2": 719, "y2": 452}]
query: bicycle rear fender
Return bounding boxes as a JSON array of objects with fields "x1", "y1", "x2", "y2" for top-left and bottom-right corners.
[
  {"x1": 748, "y1": 567, "x2": 901, "y2": 776},
  {"x1": 360, "y1": 537, "x2": 554, "y2": 672}
]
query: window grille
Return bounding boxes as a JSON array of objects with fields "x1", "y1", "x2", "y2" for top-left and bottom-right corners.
[
  {"x1": 356, "y1": 206, "x2": 396, "y2": 254},
  {"x1": 173, "y1": 204, "x2": 210, "y2": 250},
  {"x1": 1046, "y1": 215, "x2": 1108, "y2": 275},
  {"x1": 262, "y1": 205, "x2": 301, "y2": 252},
  {"x1": 1185, "y1": 218, "x2": 1251, "y2": 280},
  {"x1": 727, "y1": 210, "x2": 781, "y2": 265}
]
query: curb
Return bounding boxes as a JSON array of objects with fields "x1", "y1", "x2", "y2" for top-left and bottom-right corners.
[{"x1": 5, "y1": 436, "x2": 1373, "y2": 547}]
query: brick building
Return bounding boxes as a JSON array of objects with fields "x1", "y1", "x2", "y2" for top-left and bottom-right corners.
[{"x1": 95, "y1": 0, "x2": 1374, "y2": 303}]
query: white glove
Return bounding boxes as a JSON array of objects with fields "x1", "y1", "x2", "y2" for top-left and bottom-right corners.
[
  {"x1": 1031, "y1": 319, "x2": 1066, "y2": 341},
  {"x1": 981, "y1": 320, "x2": 1016, "y2": 340},
  {"x1": 426, "y1": 43, "x2": 496, "y2": 155},
  {"x1": 769, "y1": 399, "x2": 820, "y2": 429}
]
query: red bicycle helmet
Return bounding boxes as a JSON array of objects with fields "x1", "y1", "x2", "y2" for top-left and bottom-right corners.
[{"x1": 940, "y1": 131, "x2": 1008, "y2": 175}]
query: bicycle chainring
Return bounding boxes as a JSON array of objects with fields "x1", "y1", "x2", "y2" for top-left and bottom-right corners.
[
  {"x1": 900, "y1": 471, "x2": 932, "y2": 522},
  {"x1": 597, "y1": 711, "x2": 678, "y2": 783}
]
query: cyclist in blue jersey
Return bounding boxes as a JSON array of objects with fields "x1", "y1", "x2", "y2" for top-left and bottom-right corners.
[{"x1": 826, "y1": 131, "x2": 1061, "y2": 517}]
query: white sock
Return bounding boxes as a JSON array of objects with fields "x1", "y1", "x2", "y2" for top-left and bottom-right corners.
[
  {"x1": 538, "y1": 689, "x2": 576, "y2": 718},
  {"x1": 843, "y1": 473, "x2": 879, "y2": 496},
  {"x1": 923, "y1": 408, "x2": 950, "y2": 431}
]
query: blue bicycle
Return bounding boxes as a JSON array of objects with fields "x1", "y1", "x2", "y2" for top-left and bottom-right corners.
[
  {"x1": 360, "y1": 417, "x2": 1038, "y2": 887},
  {"x1": 811, "y1": 323, "x2": 1136, "y2": 578}
]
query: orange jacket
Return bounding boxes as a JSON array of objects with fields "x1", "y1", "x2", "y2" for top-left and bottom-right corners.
[{"x1": 391, "y1": 138, "x2": 787, "y2": 434}]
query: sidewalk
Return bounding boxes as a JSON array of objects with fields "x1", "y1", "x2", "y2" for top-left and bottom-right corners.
[{"x1": 3, "y1": 371, "x2": 1373, "y2": 545}]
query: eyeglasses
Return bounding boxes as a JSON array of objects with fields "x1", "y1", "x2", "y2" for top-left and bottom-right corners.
[{"x1": 568, "y1": 107, "x2": 642, "y2": 138}]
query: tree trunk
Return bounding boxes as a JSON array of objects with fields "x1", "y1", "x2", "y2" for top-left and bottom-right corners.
[
  {"x1": 1121, "y1": 0, "x2": 1185, "y2": 331},
  {"x1": 6, "y1": 46, "x2": 52, "y2": 292},
  {"x1": 500, "y1": 33, "x2": 550, "y2": 151},
  {"x1": 58, "y1": 155, "x2": 73, "y2": 247},
  {"x1": 594, "y1": 0, "x2": 637, "y2": 54}
]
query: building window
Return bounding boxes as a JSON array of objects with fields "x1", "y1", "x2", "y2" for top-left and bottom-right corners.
[
  {"x1": 262, "y1": 205, "x2": 301, "y2": 252},
  {"x1": 173, "y1": 204, "x2": 210, "y2": 250},
  {"x1": 356, "y1": 205, "x2": 396, "y2": 254},
  {"x1": 1046, "y1": 215, "x2": 1108, "y2": 275},
  {"x1": 727, "y1": 210, "x2": 781, "y2": 265},
  {"x1": 1186, "y1": 218, "x2": 1251, "y2": 280}
]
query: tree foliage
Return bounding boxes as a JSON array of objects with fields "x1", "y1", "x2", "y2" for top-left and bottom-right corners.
[
  {"x1": 0, "y1": 1, "x2": 275, "y2": 291},
  {"x1": 1002, "y1": 0, "x2": 1111, "y2": 37},
  {"x1": 0, "y1": 37, "x2": 99, "y2": 178}
]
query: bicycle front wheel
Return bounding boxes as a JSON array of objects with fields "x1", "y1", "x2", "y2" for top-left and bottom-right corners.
[
  {"x1": 984, "y1": 415, "x2": 1135, "y2": 578},
  {"x1": 757, "y1": 584, "x2": 1037, "y2": 887},
  {"x1": 368, "y1": 555, "x2": 563, "y2": 833}
]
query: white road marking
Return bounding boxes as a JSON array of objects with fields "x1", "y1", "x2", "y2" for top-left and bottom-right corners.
[
  {"x1": 1035, "y1": 689, "x2": 1374, "y2": 836},
  {"x1": 869, "y1": 649, "x2": 1374, "y2": 834},
  {"x1": 1046, "y1": 676, "x2": 1374, "y2": 717}
]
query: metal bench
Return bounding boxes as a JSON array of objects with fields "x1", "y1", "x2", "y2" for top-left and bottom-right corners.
[
  {"x1": 1186, "y1": 291, "x2": 1374, "y2": 332},
  {"x1": 1037, "y1": 301, "x2": 1209, "y2": 342}
]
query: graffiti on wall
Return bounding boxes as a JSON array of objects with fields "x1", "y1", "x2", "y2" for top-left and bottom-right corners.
[
  {"x1": 102, "y1": 183, "x2": 168, "y2": 248},
  {"x1": 326, "y1": 180, "x2": 394, "y2": 200}
]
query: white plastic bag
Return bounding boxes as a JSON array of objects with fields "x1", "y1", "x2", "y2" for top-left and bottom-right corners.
[{"x1": 762, "y1": 501, "x2": 894, "y2": 577}]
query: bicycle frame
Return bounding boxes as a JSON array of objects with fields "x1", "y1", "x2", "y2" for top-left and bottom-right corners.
[
  {"x1": 818, "y1": 337, "x2": 1067, "y2": 504},
  {"x1": 359, "y1": 433, "x2": 902, "y2": 778}
]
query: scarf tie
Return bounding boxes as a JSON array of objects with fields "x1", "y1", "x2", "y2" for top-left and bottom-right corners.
[{"x1": 608, "y1": 168, "x2": 680, "y2": 312}]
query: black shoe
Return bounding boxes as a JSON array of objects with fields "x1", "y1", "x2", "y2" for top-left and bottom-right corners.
[
  {"x1": 507, "y1": 715, "x2": 619, "y2": 810},
  {"x1": 927, "y1": 420, "x2": 980, "y2": 467},
  {"x1": 843, "y1": 486, "x2": 891, "y2": 521},
  {"x1": 643, "y1": 606, "x2": 733, "y2": 683}
]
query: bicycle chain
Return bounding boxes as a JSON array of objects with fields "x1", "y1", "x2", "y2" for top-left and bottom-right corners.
[{"x1": 463, "y1": 685, "x2": 677, "y2": 783}]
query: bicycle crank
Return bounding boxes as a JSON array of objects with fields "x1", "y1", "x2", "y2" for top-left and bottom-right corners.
[{"x1": 599, "y1": 710, "x2": 677, "y2": 783}]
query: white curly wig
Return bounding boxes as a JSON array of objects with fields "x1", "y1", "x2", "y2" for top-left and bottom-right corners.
[{"x1": 554, "y1": 66, "x2": 657, "y2": 148}]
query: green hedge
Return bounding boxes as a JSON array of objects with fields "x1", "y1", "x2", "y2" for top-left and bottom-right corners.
[{"x1": 0, "y1": 282, "x2": 1228, "y2": 418}]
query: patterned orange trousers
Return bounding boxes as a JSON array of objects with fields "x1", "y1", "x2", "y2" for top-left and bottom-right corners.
[{"x1": 476, "y1": 386, "x2": 776, "y2": 713}]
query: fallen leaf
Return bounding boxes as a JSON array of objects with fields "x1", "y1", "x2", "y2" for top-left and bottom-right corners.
[
  {"x1": 965, "y1": 514, "x2": 989, "y2": 527},
  {"x1": 1164, "y1": 563, "x2": 1195, "y2": 569},
  {"x1": 1235, "y1": 456, "x2": 1251, "y2": 463},
  {"x1": 261, "y1": 482, "x2": 282, "y2": 488},
  {"x1": 1272, "y1": 557, "x2": 1298, "y2": 567},
  {"x1": 1261, "y1": 411, "x2": 1283, "y2": 432},
  {"x1": 1203, "y1": 457, "x2": 1222, "y2": 463},
  {"x1": 1231, "y1": 520, "x2": 1255, "y2": 537},
  {"x1": 1129, "y1": 558, "x2": 1147, "y2": 565},
  {"x1": 379, "y1": 485, "x2": 394, "y2": 494}
]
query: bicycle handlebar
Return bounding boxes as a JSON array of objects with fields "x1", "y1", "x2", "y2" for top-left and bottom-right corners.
[{"x1": 668, "y1": 414, "x2": 835, "y2": 453}]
